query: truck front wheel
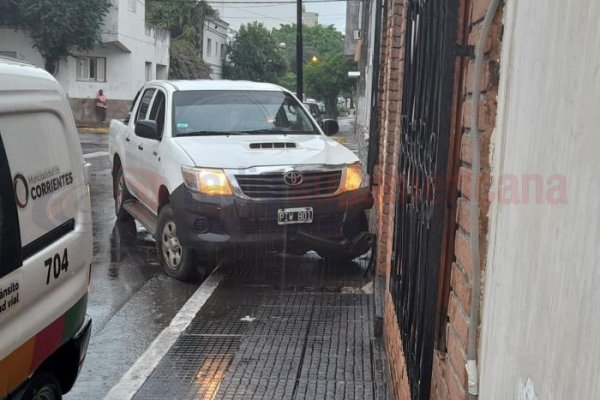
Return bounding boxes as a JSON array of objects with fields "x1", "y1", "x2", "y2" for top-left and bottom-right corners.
[{"x1": 156, "y1": 204, "x2": 198, "y2": 281}]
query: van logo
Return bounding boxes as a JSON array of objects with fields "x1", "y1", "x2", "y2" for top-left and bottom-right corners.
[
  {"x1": 284, "y1": 171, "x2": 303, "y2": 186},
  {"x1": 13, "y1": 174, "x2": 28, "y2": 208}
]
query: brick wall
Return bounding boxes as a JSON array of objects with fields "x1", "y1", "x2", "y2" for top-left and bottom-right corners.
[
  {"x1": 429, "y1": 1, "x2": 503, "y2": 399},
  {"x1": 372, "y1": 0, "x2": 504, "y2": 399},
  {"x1": 372, "y1": 0, "x2": 408, "y2": 398}
]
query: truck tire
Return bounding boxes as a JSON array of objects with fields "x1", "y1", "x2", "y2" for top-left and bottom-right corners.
[
  {"x1": 114, "y1": 166, "x2": 133, "y2": 220},
  {"x1": 22, "y1": 371, "x2": 61, "y2": 400},
  {"x1": 156, "y1": 204, "x2": 198, "y2": 281}
]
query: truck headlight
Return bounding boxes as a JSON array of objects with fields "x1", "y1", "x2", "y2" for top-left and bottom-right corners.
[
  {"x1": 181, "y1": 166, "x2": 233, "y2": 196},
  {"x1": 344, "y1": 163, "x2": 364, "y2": 191}
]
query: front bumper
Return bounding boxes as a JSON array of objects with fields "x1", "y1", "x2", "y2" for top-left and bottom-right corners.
[{"x1": 169, "y1": 185, "x2": 373, "y2": 255}]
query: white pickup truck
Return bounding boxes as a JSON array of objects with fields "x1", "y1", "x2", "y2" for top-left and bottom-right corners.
[{"x1": 109, "y1": 80, "x2": 373, "y2": 281}]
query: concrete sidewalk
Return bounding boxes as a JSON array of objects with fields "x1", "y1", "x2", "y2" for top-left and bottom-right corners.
[{"x1": 133, "y1": 254, "x2": 390, "y2": 400}]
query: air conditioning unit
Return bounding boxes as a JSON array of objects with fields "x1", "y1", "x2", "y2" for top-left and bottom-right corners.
[{"x1": 353, "y1": 30, "x2": 361, "y2": 40}]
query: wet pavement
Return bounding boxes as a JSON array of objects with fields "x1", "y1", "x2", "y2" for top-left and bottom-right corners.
[{"x1": 133, "y1": 255, "x2": 389, "y2": 400}]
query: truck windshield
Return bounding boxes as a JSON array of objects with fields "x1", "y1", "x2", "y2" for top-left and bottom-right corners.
[{"x1": 172, "y1": 90, "x2": 318, "y2": 136}]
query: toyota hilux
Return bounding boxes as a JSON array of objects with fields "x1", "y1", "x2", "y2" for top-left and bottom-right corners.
[{"x1": 108, "y1": 80, "x2": 373, "y2": 281}]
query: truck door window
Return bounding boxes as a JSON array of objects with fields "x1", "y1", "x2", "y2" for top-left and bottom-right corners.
[
  {"x1": 0, "y1": 133, "x2": 23, "y2": 278},
  {"x1": 135, "y1": 88, "x2": 156, "y2": 123},
  {"x1": 148, "y1": 91, "x2": 166, "y2": 137}
]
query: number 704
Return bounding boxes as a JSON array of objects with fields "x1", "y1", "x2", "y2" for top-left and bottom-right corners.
[{"x1": 44, "y1": 249, "x2": 69, "y2": 285}]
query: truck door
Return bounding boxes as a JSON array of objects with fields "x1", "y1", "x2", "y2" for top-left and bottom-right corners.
[
  {"x1": 127, "y1": 88, "x2": 155, "y2": 203},
  {"x1": 136, "y1": 89, "x2": 166, "y2": 213}
]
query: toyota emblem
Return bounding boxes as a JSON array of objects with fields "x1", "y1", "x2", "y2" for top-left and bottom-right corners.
[{"x1": 283, "y1": 171, "x2": 303, "y2": 186}]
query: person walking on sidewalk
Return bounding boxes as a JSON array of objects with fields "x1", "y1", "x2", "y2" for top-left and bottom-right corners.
[{"x1": 96, "y1": 89, "x2": 108, "y2": 124}]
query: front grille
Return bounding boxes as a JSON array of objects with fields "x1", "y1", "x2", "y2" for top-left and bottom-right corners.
[{"x1": 234, "y1": 170, "x2": 342, "y2": 199}]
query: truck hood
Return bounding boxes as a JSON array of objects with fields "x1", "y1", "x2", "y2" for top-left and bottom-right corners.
[{"x1": 172, "y1": 134, "x2": 359, "y2": 169}]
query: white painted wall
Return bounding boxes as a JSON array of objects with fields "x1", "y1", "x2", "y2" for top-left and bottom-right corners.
[
  {"x1": 0, "y1": 0, "x2": 169, "y2": 101},
  {"x1": 479, "y1": 1, "x2": 600, "y2": 399},
  {"x1": 203, "y1": 18, "x2": 229, "y2": 79},
  {"x1": 0, "y1": 29, "x2": 44, "y2": 66}
]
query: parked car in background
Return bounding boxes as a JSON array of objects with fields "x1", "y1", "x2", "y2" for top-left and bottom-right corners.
[
  {"x1": 303, "y1": 101, "x2": 324, "y2": 127},
  {"x1": 109, "y1": 80, "x2": 374, "y2": 281}
]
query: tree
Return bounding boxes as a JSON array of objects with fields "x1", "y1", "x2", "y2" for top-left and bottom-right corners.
[
  {"x1": 304, "y1": 52, "x2": 354, "y2": 117},
  {"x1": 223, "y1": 22, "x2": 287, "y2": 83},
  {"x1": 1, "y1": 0, "x2": 112, "y2": 74},
  {"x1": 146, "y1": 0, "x2": 214, "y2": 79},
  {"x1": 169, "y1": 39, "x2": 212, "y2": 79},
  {"x1": 278, "y1": 72, "x2": 297, "y2": 92},
  {"x1": 271, "y1": 24, "x2": 345, "y2": 72},
  {"x1": 146, "y1": 0, "x2": 214, "y2": 48}
]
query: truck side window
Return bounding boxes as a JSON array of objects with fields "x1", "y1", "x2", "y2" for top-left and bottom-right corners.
[
  {"x1": 135, "y1": 89, "x2": 156, "y2": 123},
  {"x1": 148, "y1": 91, "x2": 166, "y2": 137},
  {"x1": 0, "y1": 134, "x2": 22, "y2": 278},
  {"x1": 124, "y1": 89, "x2": 142, "y2": 124}
]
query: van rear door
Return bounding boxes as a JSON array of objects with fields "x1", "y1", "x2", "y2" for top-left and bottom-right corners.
[{"x1": 0, "y1": 90, "x2": 92, "y2": 396}]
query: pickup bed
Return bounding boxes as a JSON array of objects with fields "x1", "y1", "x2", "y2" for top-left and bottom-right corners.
[{"x1": 109, "y1": 79, "x2": 373, "y2": 281}]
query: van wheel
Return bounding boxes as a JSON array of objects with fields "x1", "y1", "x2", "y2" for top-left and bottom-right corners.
[
  {"x1": 114, "y1": 166, "x2": 133, "y2": 220},
  {"x1": 22, "y1": 371, "x2": 61, "y2": 400},
  {"x1": 156, "y1": 204, "x2": 198, "y2": 281}
]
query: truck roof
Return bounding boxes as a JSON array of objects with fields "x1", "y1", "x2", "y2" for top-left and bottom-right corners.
[{"x1": 156, "y1": 79, "x2": 286, "y2": 92}]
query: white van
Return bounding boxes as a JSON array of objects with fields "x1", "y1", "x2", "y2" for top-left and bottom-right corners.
[{"x1": 0, "y1": 58, "x2": 92, "y2": 399}]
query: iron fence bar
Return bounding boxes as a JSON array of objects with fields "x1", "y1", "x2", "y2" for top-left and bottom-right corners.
[{"x1": 389, "y1": 0, "x2": 459, "y2": 398}]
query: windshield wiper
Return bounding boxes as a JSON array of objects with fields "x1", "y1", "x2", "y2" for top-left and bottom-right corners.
[
  {"x1": 232, "y1": 129, "x2": 277, "y2": 134},
  {"x1": 176, "y1": 131, "x2": 245, "y2": 137}
]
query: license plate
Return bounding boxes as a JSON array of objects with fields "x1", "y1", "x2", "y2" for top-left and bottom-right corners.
[{"x1": 277, "y1": 207, "x2": 314, "y2": 225}]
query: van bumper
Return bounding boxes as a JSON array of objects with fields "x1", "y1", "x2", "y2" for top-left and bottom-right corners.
[
  {"x1": 74, "y1": 315, "x2": 92, "y2": 374},
  {"x1": 169, "y1": 184, "x2": 373, "y2": 257}
]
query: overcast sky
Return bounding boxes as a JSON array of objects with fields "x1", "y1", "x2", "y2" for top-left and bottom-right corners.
[{"x1": 208, "y1": 1, "x2": 347, "y2": 33}]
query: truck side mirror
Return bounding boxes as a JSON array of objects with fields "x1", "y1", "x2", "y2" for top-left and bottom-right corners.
[
  {"x1": 135, "y1": 120, "x2": 160, "y2": 140},
  {"x1": 322, "y1": 119, "x2": 339, "y2": 136}
]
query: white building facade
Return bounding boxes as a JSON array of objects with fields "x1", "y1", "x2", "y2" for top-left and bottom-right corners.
[
  {"x1": 0, "y1": 0, "x2": 169, "y2": 124},
  {"x1": 202, "y1": 17, "x2": 229, "y2": 79}
]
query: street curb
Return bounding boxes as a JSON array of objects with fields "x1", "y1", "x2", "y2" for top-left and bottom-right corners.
[
  {"x1": 78, "y1": 126, "x2": 109, "y2": 134},
  {"x1": 102, "y1": 272, "x2": 225, "y2": 400}
]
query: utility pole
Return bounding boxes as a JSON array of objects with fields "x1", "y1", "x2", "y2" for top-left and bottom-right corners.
[{"x1": 296, "y1": 0, "x2": 303, "y2": 100}]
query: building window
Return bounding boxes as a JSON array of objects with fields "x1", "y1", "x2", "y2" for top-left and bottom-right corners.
[
  {"x1": 76, "y1": 57, "x2": 106, "y2": 82},
  {"x1": 221, "y1": 44, "x2": 226, "y2": 61},
  {"x1": 128, "y1": 0, "x2": 136, "y2": 12},
  {"x1": 156, "y1": 64, "x2": 168, "y2": 80},
  {"x1": 145, "y1": 62, "x2": 152, "y2": 82},
  {"x1": 207, "y1": 38, "x2": 212, "y2": 56}
]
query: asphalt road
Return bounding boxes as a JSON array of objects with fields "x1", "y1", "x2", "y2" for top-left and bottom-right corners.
[{"x1": 66, "y1": 134, "x2": 199, "y2": 400}]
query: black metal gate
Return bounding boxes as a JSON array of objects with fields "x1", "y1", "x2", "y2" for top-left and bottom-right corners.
[{"x1": 390, "y1": 0, "x2": 459, "y2": 399}]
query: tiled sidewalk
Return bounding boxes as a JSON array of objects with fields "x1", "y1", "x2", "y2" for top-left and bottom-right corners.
[{"x1": 134, "y1": 254, "x2": 390, "y2": 400}]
